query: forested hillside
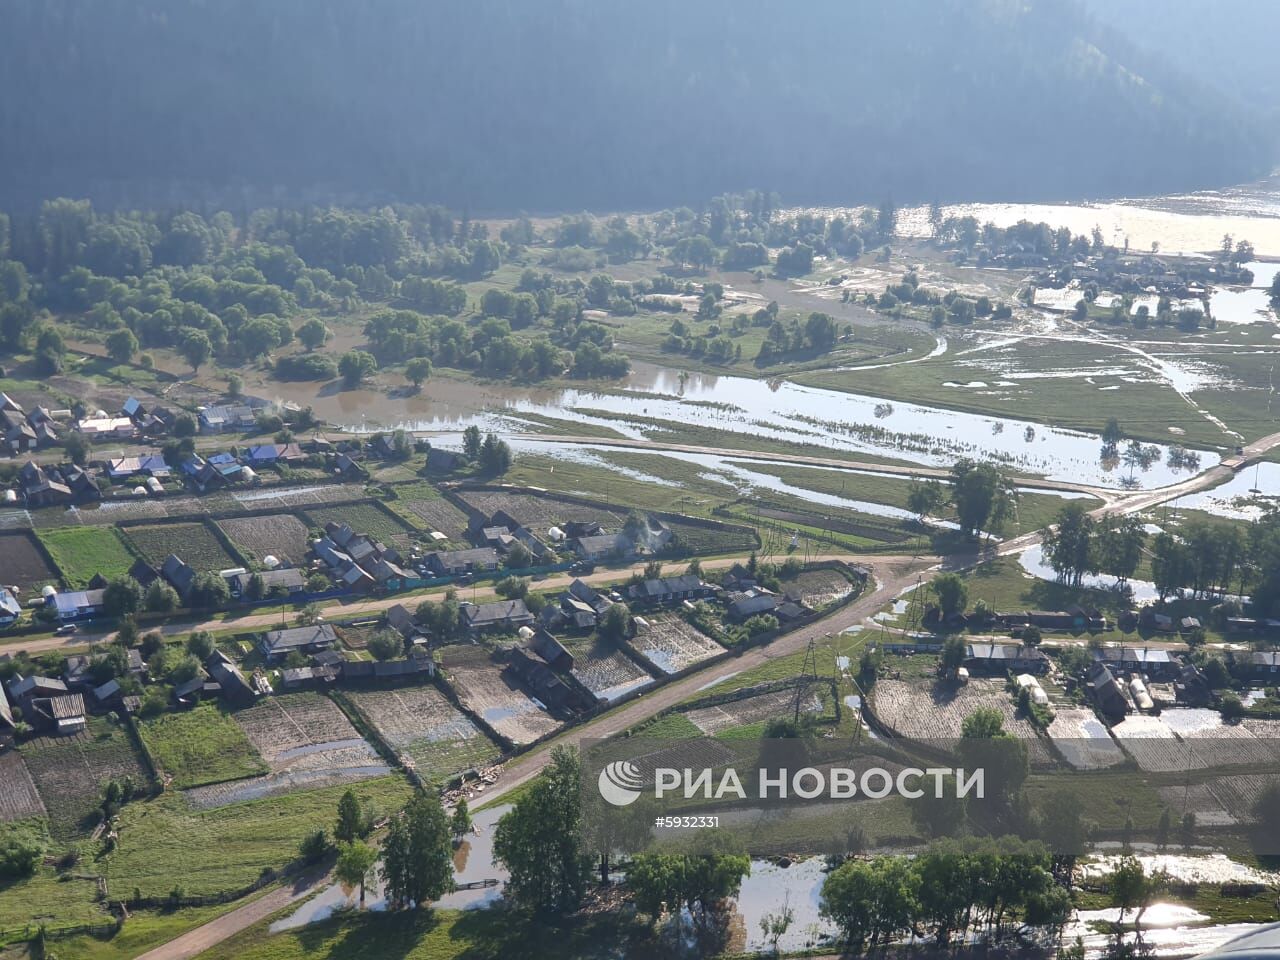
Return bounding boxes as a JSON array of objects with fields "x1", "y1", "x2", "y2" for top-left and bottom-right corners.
[
  {"x1": 0, "y1": 0, "x2": 1270, "y2": 211},
  {"x1": 1081, "y1": 0, "x2": 1280, "y2": 120}
]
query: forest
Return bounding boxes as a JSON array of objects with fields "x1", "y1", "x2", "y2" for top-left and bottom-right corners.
[{"x1": 0, "y1": 0, "x2": 1270, "y2": 213}]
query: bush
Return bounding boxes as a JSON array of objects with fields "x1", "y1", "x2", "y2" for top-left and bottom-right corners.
[
  {"x1": 275, "y1": 353, "x2": 338, "y2": 380},
  {"x1": 0, "y1": 822, "x2": 46, "y2": 879},
  {"x1": 299, "y1": 828, "x2": 330, "y2": 864}
]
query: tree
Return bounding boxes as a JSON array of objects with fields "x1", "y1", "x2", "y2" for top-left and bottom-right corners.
[
  {"x1": 493, "y1": 746, "x2": 590, "y2": 915},
  {"x1": 504, "y1": 542, "x2": 532, "y2": 569},
  {"x1": 451, "y1": 797, "x2": 472, "y2": 842},
  {"x1": 462, "y1": 425, "x2": 482, "y2": 461},
  {"x1": 63, "y1": 431, "x2": 90, "y2": 467},
  {"x1": 102, "y1": 576, "x2": 142, "y2": 617},
  {"x1": 600, "y1": 602, "x2": 631, "y2": 641},
  {"x1": 144, "y1": 580, "x2": 179, "y2": 613},
  {"x1": 949, "y1": 460, "x2": 1012, "y2": 540},
  {"x1": 932, "y1": 573, "x2": 968, "y2": 619},
  {"x1": 1042, "y1": 502, "x2": 1096, "y2": 587},
  {"x1": 907, "y1": 479, "x2": 945, "y2": 521},
  {"x1": 941, "y1": 635, "x2": 967, "y2": 674},
  {"x1": 185, "y1": 630, "x2": 214, "y2": 660},
  {"x1": 180, "y1": 330, "x2": 212, "y2": 373},
  {"x1": 227, "y1": 372, "x2": 243, "y2": 397},
  {"x1": 106, "y1": 327, "x2": 138, "y2": 363},
  {"x1": 405, "y1": 357, "x2": 432, "y2": 389},
  {"x1": 478, "y1": 433, "x2": 512, "y2": 475},
  {"x1": 962, "y1": 706, "x2": 1006, "y2": 739},
  {"x1": 297, "y1": 317, "x2": 330, "y2": 350},
  {"x1": 368, "y1": 629, "x2": 402, "y2": 661},
  {"x1": 339, "y1": 350, "x2": 377, "y2": 387},
  {"x1": 335, "y1": 788, "x2": 366, "y2": 844},
  {"x1": 381, "y1": 792, "x2": 455, "y2": 909},
  {"x1": 173, "y1": 413, "x2": 197, "y2": 438},
  {"x1": 1102, "y1": 416, "x2": 1123, "y2": 449},
  {"x1": 335, "y1": 842, "x2": 378, "y2": 905}
]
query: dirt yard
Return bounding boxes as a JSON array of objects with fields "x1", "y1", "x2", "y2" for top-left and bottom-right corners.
[
  {"x1": 0, "y1": 750, "x2": 46, "y2": 822},
  {"x1": 629, "y1": 614, "x2": 725, "y2": 674},
  {"x1": 186, "y1": 693, "x2": 387, "y2": 809},
  {"x1": 344, "y1": 685, "x2": 500, "y2": 785},
  {"x1": 788, "y1": 567, "x2": 857, "y2": 607},
  {"x1": 439, "y1": 646, "x2": 562, "y2": 746}
]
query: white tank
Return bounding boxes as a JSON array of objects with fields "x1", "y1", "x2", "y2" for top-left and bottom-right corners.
[
  {"x1": 41, "y1": 585, "x2": 57, "y2": 599},
  {"x1": 263, "y1": 555, "x2": 280, "y2": 569}
]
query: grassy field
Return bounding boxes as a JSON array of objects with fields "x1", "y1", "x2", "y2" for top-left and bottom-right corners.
[
  {"x1": 797, "y1": 335, "x2": 1234, "y2": 450},
  {"x1": 34, "y1": 900, "x2": 252, "y2": 960},
  {"x1": 105, "y1": 775, "x2": 414, "y2": 899},
  {"x1": 122, "y1": 520, "x2": 242, "y2": 572},
  {"x1": 194, "y1": 905, "x2": 645, "y2": 960},
  {"x1": 137, "y1": 704, "x2": 268, "y2": 789},
  {"x1": 37, "y1": 525, "x2": 139, "y2": 588}
]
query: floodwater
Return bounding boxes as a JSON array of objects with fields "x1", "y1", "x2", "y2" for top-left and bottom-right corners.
[
  {"x1": 270, "y1": 804, "x2": 511, "y2": 932},
  {"x1": 883, "y1": 175, "x2": 1280, "y2": 257},
  {"x1": 1177, "y1": 461, "x2": 1280, "y2": 520},
  {"x1": 1017, "y1": 544, "x2": 1161, "y2": 604},
  {"x1": 401, "y1": 367, "x2": 1208, "y2": 490}
]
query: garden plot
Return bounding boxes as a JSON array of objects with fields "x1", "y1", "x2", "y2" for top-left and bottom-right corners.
[
  {"x1": 561, "y1": 637, "x2": 653, "y2": 703},
  {"x1": 1108, "y1": 715, "x2": 1189, "y2": 773},
  {"x1": 455, "y1": 490, "x2": 622, "y2": 532},
  {"x1": 20, "y1": 718, "x2": 149, "y2": 838},
  {"x1": 387, "y1": 483, "x2": 471, "y2": 539},
  {"x1": 0, "y1": 751, "x2": 46, "y2": 822},
  {"x1": 37, "y1": 525, "x2": 138, "y2": 587},
  {"x1": 218, "y1": 513, "x2": 312, "y2": 565},
  {"x1": 787, "y1": 567, "x2": 856, "y2": 608},
  {"x1": 123, "y1": 520, "x2": 241, "y2": 571},
  {"x1": 345, "y1": 686, "x2": 500, "y2": 784},
  {"x1": 185, "y1": 693, "x2": 387, "y2": 809},
  {"x1": 872, "y1": 679, "x2": 1044, "y2": 745},
  {"x1": 0, "y1": 530, "x2": 59, "y2": 592},
  {"x1": 439, "y1": 646, "x2": 562, "y2": 746},
  {"x1": 1046, "y1": 707, "x2": 1126, "y2": 769},
  {"x1": 301, "y1": 501, "x2": 416, "y2": 547},
  {"x1": 230, "y1": 483, "x2": 369, "y2": 508},
  {"x1": 1204, "y1": 772, "x2": 1280, "y2": 823},
  {"x1": 630, "y1": 614, "x2": 725, "y2": 674},
  {"x1": 684, "y1": 687, "x2": 821, "y2": 736}
]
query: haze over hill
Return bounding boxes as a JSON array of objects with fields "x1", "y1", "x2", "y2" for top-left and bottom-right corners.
[{"x1": 0, "y1": 0, "x2": 1272, "y2": 211}]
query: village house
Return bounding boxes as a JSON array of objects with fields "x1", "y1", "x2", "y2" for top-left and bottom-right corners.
[
  {"x1": 423, "y1": 547, "x2": 500, "y2": 578},
  {"x1": 963, "y1": 642, "x2": 1050, "y2": 675},
  {"x1": 260, "y1": 623, "x2": 338, "y2": 661},
  {"x1": 161, "y1": 554, "x2": 198, "y2": 600},
  {"x1": 573, "y1": 532, "x2": 635, "y2": 563},
  {"x1": 205, "y1": 650, "x2": 256, "y2": 702},
  {"x1": 625, "y1": 574, "x2": 715, "y2": 606},
  {"x1": 52, "y1": 588, "x2": 107, "y2": 621},
  {"x1": 1000, "y1": 607, "x2": 1108, "y2": 632},
  {"x1": 77, "y1": 415, "x2": 137, "y2": 440},
  {"x1": 504, "y1": 646, "x2": 591, "y2": 712},
  {"x1": 0, "y1": 588, "x2": 21, "y2": 626},
  {"x1": 198, "y1": 404, "x2": 257, "y2": 433},
  {"x1": 726, "y1": 589, "x2": 779, "y2": 621},
  {"x1": 1244, "y1": 651, "x2": 1280, "y2": 681},
  {"x1": 228, "y1": 567, "x2": 306, "y2": 598},
  {"x1": 30, "y1": 692, "x2": 86, "y2": 734},
  {"x1": 385, "y1": 604, "x2": 427, "y2": 646},
  {"x1": 1087, "y1": 662, "x2": 1130, "y2": 722},
  {"x1": 530, "y1": 629, "x2": 574, "y2": 671},
  {"x1": 1092, "y1": 646, "x2": 1180, "y2": 681},
  {"x1": 462, "y1": 599, "x2": 535, "y2": 634}
]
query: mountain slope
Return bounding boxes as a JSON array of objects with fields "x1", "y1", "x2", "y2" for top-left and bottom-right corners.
[{"x1": 0, "y1": 0, "x2": 1270, "y2": 211}]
